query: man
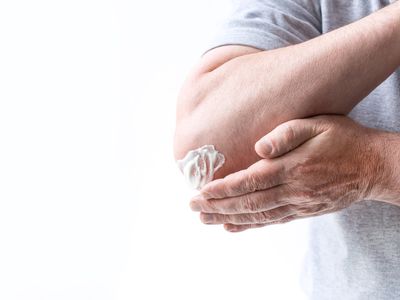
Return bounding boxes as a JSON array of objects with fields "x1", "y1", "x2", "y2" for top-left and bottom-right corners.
[{"x1": 174, "y1": 0, "x2": 400, "y2": 298}]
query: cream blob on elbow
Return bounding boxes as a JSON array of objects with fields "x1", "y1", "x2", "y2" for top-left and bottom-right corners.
[{"x1": 177, "y1": 145, "x2": 225, "y2": 190}]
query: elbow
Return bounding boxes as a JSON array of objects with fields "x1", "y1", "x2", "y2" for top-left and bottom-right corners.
[
  {"x1": 173, "y1": 108, "x2": 213, "y2": 165},
  {"x1": 173, "y1": 116, "x2": 230, "y2": 188},
  {"x1": 173, "y1": 73, "x2": 211, "y2": 161},
  {"x1": 173, "y1": 78, "x2": 226, "y2": 189},
  {"x1": 173, "y1": 53, "x2": 262, "y2": 183},
  {"x1": 173, "y1": 118, "x2": 202, "y2": 162},
  {"x1": 173, "y1": 94, "x2": 252, "y2": 183}
]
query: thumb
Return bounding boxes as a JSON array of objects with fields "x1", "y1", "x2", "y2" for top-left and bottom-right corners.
[{"x1": 255, "y1": 118, "x2": 326, "y2": 159}]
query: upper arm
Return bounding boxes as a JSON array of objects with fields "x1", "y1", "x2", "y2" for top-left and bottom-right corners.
[
  {"x1": 180, "y1": 0, "x2": 323, "y2": 112},
  {"x1": 205, "y1": 0, "x2": 321, "y2": 54},
  {"x1": 192, "y1": 0, "x2": 323, "y2": 74},
  {"x1": 174, "y1": 0, "x2": 323, "y2": 184},
  {"x1": 193, "y1": 0, "x2": 322, "y2": 74},
  {"x1": 176, "y1": 45, "x2": 261, "y2": 121}
]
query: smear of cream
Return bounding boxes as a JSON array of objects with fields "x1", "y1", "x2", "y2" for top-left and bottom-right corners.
[{"x1": 177, "y1": 145, "x2": 225, "y2": 190}]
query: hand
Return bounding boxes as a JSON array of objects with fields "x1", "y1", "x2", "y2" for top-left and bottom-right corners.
[{"x1": 190, "y1": 115, "x2": 389, "y2": 232}]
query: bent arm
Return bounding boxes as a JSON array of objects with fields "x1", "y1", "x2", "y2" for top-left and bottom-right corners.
[{"x1": 174, "y1": 2, "x2": 400, "y2": 184}]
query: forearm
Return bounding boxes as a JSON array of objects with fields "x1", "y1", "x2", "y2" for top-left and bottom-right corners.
[
  {"x1": 174, "y1": 2, "x2": 400, "y2": 182},
  {"x1": 268, "y1": 1, "x2": 400, "y2": 116}
]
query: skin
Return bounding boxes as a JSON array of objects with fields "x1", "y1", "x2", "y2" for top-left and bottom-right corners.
[
  {"x1": 173, "y1": 2, "x2": 400, "y2": 231},
  {"x1": 174, "y1": 1, "x2": 400, "y2": 180},
  {"x1": 191, "y1": 115, "x2": 400, "y2": 232}
]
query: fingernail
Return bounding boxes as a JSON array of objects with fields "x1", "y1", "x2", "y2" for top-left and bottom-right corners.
[
  {"x1": 190, "y1": 201, "x2": 201, "y2": 212},
  {"x1": 224, "y1": 224, "x2": 233, "y2": 230}
]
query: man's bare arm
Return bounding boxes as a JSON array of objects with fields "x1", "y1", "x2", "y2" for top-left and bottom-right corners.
[{"x1": 174, "y1": 2, "x2": 400, "y2": 183}]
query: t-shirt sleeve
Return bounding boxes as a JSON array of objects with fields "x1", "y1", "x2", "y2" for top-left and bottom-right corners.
[{"x1": 205, "y1": 0, "x2": 322, "y2": 53}]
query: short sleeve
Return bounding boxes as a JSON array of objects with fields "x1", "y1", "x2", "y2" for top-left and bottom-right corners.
[{"x1": 205, "y1": 0, "x2": 322, "y2": 52}]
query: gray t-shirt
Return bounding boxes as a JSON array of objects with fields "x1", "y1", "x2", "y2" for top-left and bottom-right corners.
[{"x1": 205, "y1": 1, "x2": 400, "y2": 299}]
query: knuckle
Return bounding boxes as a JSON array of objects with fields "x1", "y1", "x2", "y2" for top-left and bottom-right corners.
[
  {"x1": 218, "y1": 214, "x2": 228, "y2": 224},
  {"x1": 245, "y1": 213, "x2": 257, "y2": 224},
  {"x1": 241, "y1": 194, "x2": 260, "y2": 212},
  {"x1": 226, "y1": 172, "x2": 246, "y2": 195},
  {"x1": 260, "y1": 205, "x2": 294, "y2": 223},
  {"x1": 244, "y1": 173, "x2": 261, "y2": 192},
  {"x1": 289, "y1": 161, "x2": 314, "y2": 181},
  {"x1": 233, "y1": 214, "x2": 248, "y2": 225},
  {"x1": 260, "y1": 211, "x2": 272, "y2": 222},
  {"x1": 296, "y1": 206, "x2": 311, "y2": 217},
  {"x1": 278, "y1": 215, "x2": 295, "y2": 224},
  {"x1": 312, "y1": 203, "x2": 330, "y2": 214},
  {"x1": 268, "y1": 137, "x2": 279, "y2": 156},
  {"x1": 294, "y1": 188, "x2": 318, "y2": 202},
  {"x1": 250, "y1": 213, "x2": 262, "y2": 224},
  {"x1": 229, "y1": 183, "x2": 244, "y2": 196},
  {"x1": 285, "y1": 204, "x2": 297, "y2": 215},
  {"x1": 205, "y1": 199, "x2": 218, "y2": 213},
  {"x1": 283, "y1": 123, "x2": 296, "y2": 143},
  {"x1": 267, "y1": 215, "x2": 295, "y2": 226},
  {"x1": 268, "y1": 162, "x2": 286, "y2": 186},
  {"x1": 200, "y1": 213, "x2": 217, "y2": 224},
  {"x1": 296, "y1": 203, "x2": 329, "y2": 217}
]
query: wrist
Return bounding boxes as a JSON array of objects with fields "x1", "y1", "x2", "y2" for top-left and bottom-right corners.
[{"x1": 365, "y1": 130, "x2": 400, "y2": 204}]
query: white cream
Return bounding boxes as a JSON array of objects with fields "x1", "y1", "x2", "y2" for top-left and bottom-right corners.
[{"x1": 177, "y1": 145, "x2": 225, "y2": 190}]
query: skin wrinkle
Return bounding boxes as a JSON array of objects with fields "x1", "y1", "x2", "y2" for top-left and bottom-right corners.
[
  {"x1": 192, "y1": 116, "x2": 400, "y2": 229},
  {"x1": 201, "y1": 204, "x2": 295, "y2": 225},
  {"x1": 175, "y1": 2, "x2": 400, "y2": 231},
  {"x1": 282, "y1": 128, "x2": 373, "y2": 208}
]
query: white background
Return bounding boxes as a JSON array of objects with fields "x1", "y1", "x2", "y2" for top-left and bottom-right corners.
[{"x1": 0, "y1": 1, "x2": 309, "y2": 299}]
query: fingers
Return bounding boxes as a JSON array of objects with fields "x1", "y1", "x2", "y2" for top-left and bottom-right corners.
[
  {"x1": 255, "y1": 118, "x2": 326, "y2": 159},
  {"x1": 199, "y1": 204, "x2": 295, "y2": 225},
  {"x1": 200, "y1": 159, "x2": 284, "y2": 199},
  {"x1": 224, "y1": 223, "x2": 267, "y2": 233},
  {"x1": 224, "y1": 215, "x2": 297, "y2": 232},
  {"x1": 190, "y1": 184, "x2": 288, "y2": 214}
]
